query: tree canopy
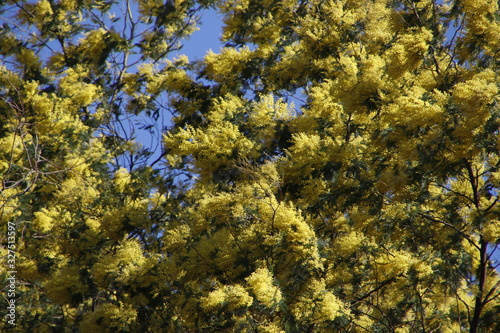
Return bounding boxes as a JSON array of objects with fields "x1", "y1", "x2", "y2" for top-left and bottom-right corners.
[{"x1": 1, "y1": 0, "x2": 500, "y2": 332}]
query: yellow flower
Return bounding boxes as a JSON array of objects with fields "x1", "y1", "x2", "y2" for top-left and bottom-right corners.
[
  {"x1": 202, "y1": 284, "x2": 253, "y2": 310},
  {"x1": 246, "y1": 267, "x2": 282, "y2": 307}
]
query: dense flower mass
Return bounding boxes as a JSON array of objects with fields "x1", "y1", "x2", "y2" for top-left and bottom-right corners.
[{"x1": 1, "y1": 0, "x2": 500, "y2": 332}]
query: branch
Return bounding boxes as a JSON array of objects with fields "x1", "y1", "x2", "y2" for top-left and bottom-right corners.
[
  {"x1": 464, "y1": 159, "x2": 480, "y2": 208},
  {"x1": 418, "y1": 213, "x2": 480, "y2": 251},
  {"x1": 351, "y1": 277, "x2": 397, "y2": 306},
  {"x1": 469, "y1": 239, "x2": 488, "y2": 333}
]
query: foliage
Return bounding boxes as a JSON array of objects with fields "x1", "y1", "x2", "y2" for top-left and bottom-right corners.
[{"x1": 1, "y1": 0, "x2": 500, "y2": 332}]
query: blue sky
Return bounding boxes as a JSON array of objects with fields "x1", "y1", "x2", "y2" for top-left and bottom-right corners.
[
  {"x1": 133, "y1": 8, "x2": 224, "y2": 168},
  {"x1": 177, "y1": 8, "x2": 224, "y2": 60}
]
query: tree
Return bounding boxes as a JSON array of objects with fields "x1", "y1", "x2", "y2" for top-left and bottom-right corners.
[
  {"x1": 0, "y1": 0, "x2": 212, "y2": 331},
  {"x1": 2, "y1": 0, "x2": 500, "y2": 332}
]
